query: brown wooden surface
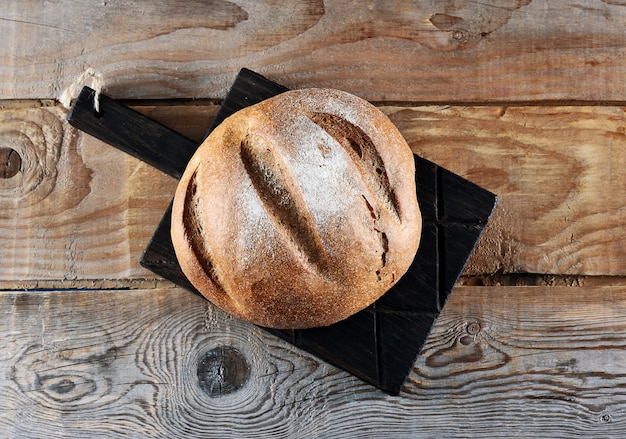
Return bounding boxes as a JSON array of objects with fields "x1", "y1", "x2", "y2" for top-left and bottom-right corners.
[
  {"x1": 3, "y1": 1, "x2": 626, "y2": 437},
  {"x1": 2, "y1": 103, "x2": 625, "y2": 287},
  {"x1": 2, "y1": 1, "x2": 626, "y2": 102}
]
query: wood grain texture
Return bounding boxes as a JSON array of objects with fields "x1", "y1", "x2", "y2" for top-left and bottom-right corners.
[
  {"x1": 1, "y1": 285, "x2": 625, "y2": 438},
  {"x1": 1, "y1": 102, "x2": 625, "y2": 289},
  {"x1": 0, "y1": 103, "x2": 216, "y2": 287},
  {"x1": 3, "y1": 0, "x2": 626, "y2": 102},
  {"x1": 389, "y1": 105, "x2": 626, "y2": 276},
  {"x1": 3, "y1": 1, "x2": 626, "y2": 437},
  {"x1": 407, "y1": 284, "x2": 626, "y2": 438}
]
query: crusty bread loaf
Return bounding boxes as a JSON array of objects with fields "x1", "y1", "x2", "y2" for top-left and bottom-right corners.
[{"x1": 171, "y1": 88, "x2": 421, "y2": 329}]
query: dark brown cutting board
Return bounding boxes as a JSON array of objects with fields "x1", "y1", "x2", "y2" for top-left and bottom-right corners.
[{"x1": 68, "y1": 68, "x2": 497, "y2": 395}]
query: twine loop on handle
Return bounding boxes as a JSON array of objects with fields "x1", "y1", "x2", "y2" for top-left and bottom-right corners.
[{"x1": 59, "y1": 68, "x2": 106, "y2": 114}]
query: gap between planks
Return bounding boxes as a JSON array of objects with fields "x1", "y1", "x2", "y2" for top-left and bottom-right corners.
[
  {"x1": 7, "y1": 98, "x2": 626, "y2": 112},
  {"x1": 2, "y1": 275, "x2": 626, "y2": 293}
]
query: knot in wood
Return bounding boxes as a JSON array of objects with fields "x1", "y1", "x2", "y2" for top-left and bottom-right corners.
[
  {"x1": 197, "y1": 346, "x2": 250, "y2": 397},
  {"x1": 0, "y1": 108, "x2": 66, "y2": 211},
  {"x1": 0, "y1": 147, "x2": 21, "y2": 178},
  {"x1": 49, "y1": 378, "x2": 76, "y2": 395}
]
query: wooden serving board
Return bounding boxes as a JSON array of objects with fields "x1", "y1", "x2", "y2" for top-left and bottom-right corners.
[{"x1": 67, "y1": 69, "x2": 497, "y2": 395}]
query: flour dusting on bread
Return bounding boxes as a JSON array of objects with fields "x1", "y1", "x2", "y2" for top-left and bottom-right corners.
[{"x1": 171, "y1": 88, "x2": 421, "y2": 329}]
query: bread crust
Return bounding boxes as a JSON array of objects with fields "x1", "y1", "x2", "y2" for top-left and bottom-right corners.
[{"x1": 171, "y1": 88, "x2": 421, "y2": 329}]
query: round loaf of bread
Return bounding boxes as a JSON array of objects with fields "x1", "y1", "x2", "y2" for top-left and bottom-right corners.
[{"x1": 171, "y1": 88, "x2": 421, "y2": 329}]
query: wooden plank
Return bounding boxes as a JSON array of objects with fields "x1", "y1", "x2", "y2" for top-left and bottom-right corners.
[
  {"x1": 389, "y1": 105, "x2": 626, "y2": 276},
  {"x1": 1, "y1": 102, "x2": 625, "y2": 289},
  {"x1": 2, "y1": 1, "x2": 626, "y2": 102},
  {"x1": 0, "y1": 103, "x2": 214, "y2": 286},
  {"x1": 1, "y1": 285, "x2": 625, "y2": 438}
]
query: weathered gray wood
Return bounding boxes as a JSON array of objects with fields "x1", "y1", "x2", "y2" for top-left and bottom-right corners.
[
  {"x1": 2, "y1": 1, "x2": 626, "y2": 102},
  {"x1": 1, "y1": 285, "x2": 625, "y2": 438}
]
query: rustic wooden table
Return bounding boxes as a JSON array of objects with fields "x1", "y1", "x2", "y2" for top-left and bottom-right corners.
[{"x1": 2, "y1": 1, "x2": 626, "y2": 438}]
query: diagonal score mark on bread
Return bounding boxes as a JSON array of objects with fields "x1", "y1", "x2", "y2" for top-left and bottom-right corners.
[
  {"x1": 240, "y1": 132, "x2": 330, "y2": 274},
  {"x1": 181, "y1": 168, "x2": 232, "y2": 304},
  {"x1": 171, "y1": 88, "x2": 421, "y2": 329},
  {"x1": 308, "y1": 112, "x2": 401, "y2": 222}
]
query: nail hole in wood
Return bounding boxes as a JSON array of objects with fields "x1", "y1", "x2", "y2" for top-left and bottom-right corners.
[
  {"x1": 466, "y1": 321, "x2": 481, "y2": 335},
  {"x1": 452, "y1": 29, "x2": 469, "y2": 43},
  {"x1": 0, "y1": 148, "x2": 22, "y2": 179},
  {"x1": 197, "y1": 346, "x2": 250, "y2": 397}
]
